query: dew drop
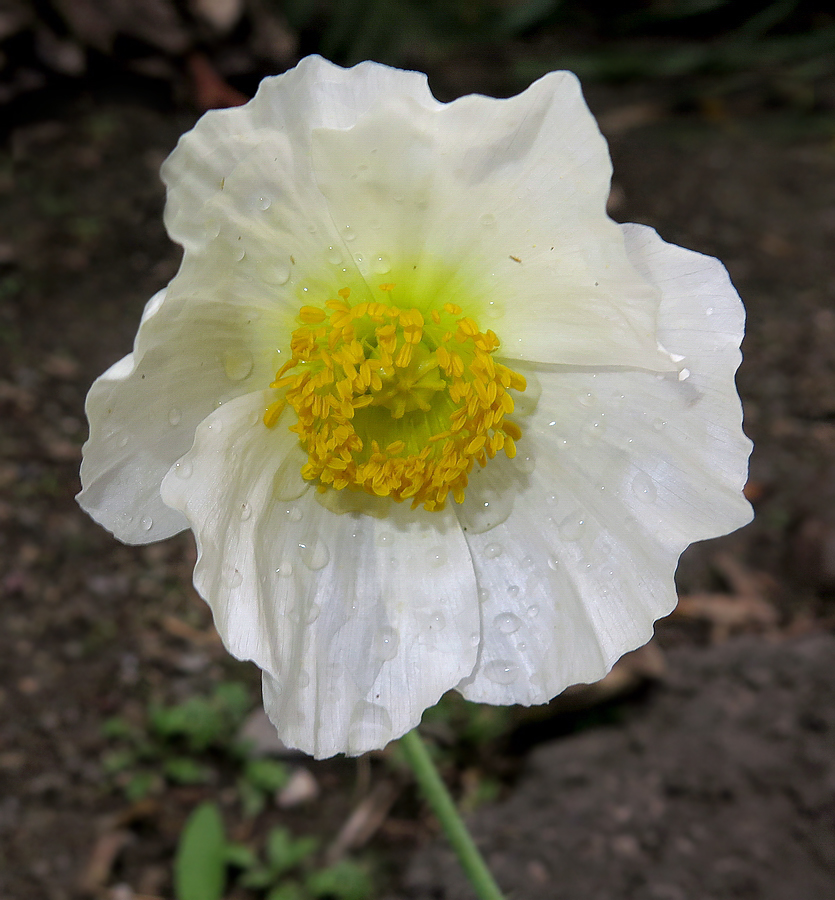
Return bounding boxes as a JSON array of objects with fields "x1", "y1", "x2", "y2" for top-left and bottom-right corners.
[
  {"x1": 376, "y1": 531, "x2": 393, "y2": 547},
  {"x1": 371, "y1": 254, "x2": 390, "y2": 274},
  {"x1": 342, "y1": 224, "x2": 357, "y2": 242},
  {"x1": 485, "y1": 542, "x2": 503, "y2": 559},
  {"x1": 516, "y1": 453, "x2": 536, "y2": 475},
  {"x1": 233, "y1": 243, "x2": 246, "y2": 262},
  {"x1": 285, "y1": 506, "x2": 303, "y2": 522},
  {"x1": 117, "y1": 435, "x2": 128, "y2": 448},
  {"x1": 507, "y1": 585, "x2": 520, "y2": 599},
  {"x1": 578, "y1": 391, "x2": 596, "y2": 407},
  {"x1": 559, "y1": 515, "x2": 585, "y2": 542},
  {"x1": 223, "y1": 348, "x2": 254, "y2": 382},
  {"x1": 347, "y1": 702, "x2": 392, "y2": 753},
  {"x1": 581, "y1": 419, "x2": 605, "y2": 446},
  {"x1": 254, "y1": 194, "x2": 271, "y2": 211},
  {"x1": 207, "y1": 418, "x2": 223, "y2": 433},
  {"x1": 470, "y1": 632, "x2": 480, "y2": 647},
  {"x1": 479, "y1": 212, "x2": 496, "y2": 227},
  {"x1": 547, "y1": 555, "x2": 559, "y2": 571},
  {"x1": 229, "y1": 570, "x2": 243, "y2": 588},
  {"x1": 493, "y1": 612, "x2": 522, "y2": 634},
  {"x1": 274, "y1": 471, "x2": 308, "y2": 501},
  {"x1": 263, "y1": 262, "x2": 291, "y2": 286},
  {"x1": 428, "y1": 611, "x2": 446, "y2": 631},
  {"x1": 326, "y1": 245, "x2": 342, "y2": 265},
  {"x1": 239, "y1": 502, "x2": 252, "y2": 521},
  {"x1": 631, "y1": 472, "x2": 657, "y2": 503},
  {"x1": 527, "y1": 605, "x2": 540, "y2": 618},
  {"x1": 174, "y1": 459, "x2": 192, "y2": 479},
  {"x1": 460, "y1": 489, "x2": 513, "y2": 534},
  {"x1": 300, "y1": 601, "x2": 320, "y2": 624},
  {"x1": 678, "y1": 368, "x2": 691, "y2": 381},
  {"x1": 298, "y1": 670, "x2": 311, "y2": 689},
  {"x1": 484, "y1": 659, "x2": 519, "y2": 685},
  {"x1": 140, "y1": 516, "x2": 153, "y2": 532},
  {"x1": 275, "y1": 562, "x2": 294, "y2": 577},
  {"x1": 428, "y1": 546, "x2": 448, "y2": 569},
  {"x1": 168, "y1": 408, "x2": 181, "y2": 426},
  {"x1": 300, "y1": 539, "x2": 330, "y2": 571},
  {"x1": 706, "y1": 307, "x2": 714, "y2": 317},
  {"x1": 374, "y1": 626, "x2": 400, "y2": 661}
]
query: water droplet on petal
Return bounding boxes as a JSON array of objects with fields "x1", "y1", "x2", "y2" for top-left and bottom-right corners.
[
  {"x1": 348, "y1": 702, "x2": 392, "y2": 752},
  {"x1": 653, "y1": 418, "x2": 667, "y2": 431},
  {"x1": 507, "y1": 585, "x2": 520, "y2": 599},
  {"x1": 239, "y1": 502, "x2": 252, "y2": 521},
  {"x1": 300, "y1": 539, "x2": 330, "y2": 571},
  {"x1": 168, "y1": 408, "x2": 182, "y2": 426},
  {"x1": 274, "y1": 472, "x2": 308, "y2": 501},
  {"x1": 285, "y1": 506, "x2": 303, "y2": 522},
  {"x1": 174, "y1": 459, "x2": 192, "y2": 479},
  {"x1": 263, "y1": 262, "x2": 291, "y2": 285},
  {"x1": 547, "y1": 555, "x2": 559, "y2": 571},
  {"x1": 516, "y1": 453, "x2": 536, "y2": 475},
  {"x1": 229, "y1": 570, "x2": 243, "y2": 588},
  {"x1": 233, "y1": 243, "x2": 246, "y2": 262},
  {"x1": 461, "y1": 489, "x2": 513, "y2": 534},
  {"x1": 223, "y1": 348, "x2": 254, "y2": 382},
  {"x1": 375, "y1": 531, "x2": 392, "y2": 547},
  {"x1": 371, "y1": 254, "x2": 390, "y2": 274},
  {"x1": 485, "y1": 542, "x2": 503, "y2": 559},
  {"x1": 470, "y1": 632, "x2": 480, "y2": 647},
  {"x1": 275, "y1": 562, "x2": 294, "y2": 577},
  {"x1": 527, "y1": 605, "x2": 540, "y2": 618},
  {"x1": 140, "y1": 516, "x2": 153, "y2": 531},
  {"x1": 254, "y1": 194, "x2": 271, "y2": 211},
  {"x1": 374, "y1": 626, "x2": 400, "y2": 661},
  {"x1": 678, "y1": 368, "x2": 691, "y2": 381},
  {"x1": 342, "y1": 225, "x2": 357, "y2": 242},
  {"x1": 326, "y1": 245, "x2": 342, "y2": 265},
  {"x1": 578, "y1": 391, "x2": 596, "y2": 407},
  {"x1": 494, "y1": 612, "x2": 522, "y2": 634},
  {"x1": 301, "y1": 601, "x2": 319, "y2": 623},
  {"x1": 429, "y1": 611, "x2": 446, "y2": 631},
  {"x1": 479, "y1": 212, "x2": 496, "y2": 227},
  {"x1": 559, "y1": 515, "x2": 585, "y2": 542},
  {"x1": 298, "y1": 670, "x2": 311, "y2": 688},
  {"x1": 631, "y1": 473, "x2": 657, "y2": 503},
  {"x1": 484, "y1": 659, "x2": 518, "y2": 684},
  {"x1": 428, "y1": 546, "x2": 448, "y2": 568}
]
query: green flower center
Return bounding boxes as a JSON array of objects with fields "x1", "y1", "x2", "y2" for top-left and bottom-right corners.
[{"x1": 264, "y1": 284, "x2": 525, "y2": 511}]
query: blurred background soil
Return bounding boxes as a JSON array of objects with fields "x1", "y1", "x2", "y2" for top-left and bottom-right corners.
[{"x1": 1, "y1": 2, "x2": 835, "y2": 899}]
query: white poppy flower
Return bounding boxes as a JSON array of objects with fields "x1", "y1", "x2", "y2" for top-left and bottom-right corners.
[{"x1": 78, "y1": 56, "x2": 752, "y2": 759}]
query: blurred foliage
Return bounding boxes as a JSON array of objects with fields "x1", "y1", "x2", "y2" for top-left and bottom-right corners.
[
  {"x1": 101, "y1": 681, "x2": 289, "y2": 808},
  {"x1": 175, "y1": 805, "x2": 372, "y2": 900},
  {"x1": 276, "y1": 0, "x2": 835, "y2": 89}
]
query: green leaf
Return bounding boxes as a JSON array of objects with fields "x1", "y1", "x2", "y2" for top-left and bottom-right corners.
[
  {"x1": 266, "y1": 828, "x2": 318, "y2": 877},
  {"x1": 124, "y1": 771, "x2": 158, "y2": 802},
  {"x1": 174, "y1": 802, "x2": 227, "y2": 900},
  {"x1": 267, "y1": 880, "x2": 308, "y2": 900},
  {"x1": 244, "y1": 758, "x2": 290, "y2": 792},
  {"x1": 224, "y1": 842, "x2": 259, "y2": 870},
  {"x1": 164, "y1": 757, "x2": 212, "y2": 785},
  {"x1": 305, "y1": 860, "x2": 372, "y2": 900}
]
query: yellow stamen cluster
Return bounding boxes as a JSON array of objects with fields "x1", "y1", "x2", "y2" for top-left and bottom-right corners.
[{"x1": 264, "y1": 286, "x2": 526, "y2": 511}]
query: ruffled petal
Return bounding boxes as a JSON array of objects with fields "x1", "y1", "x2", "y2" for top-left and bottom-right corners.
[
  {"x1": 161, "y1": 56, "x2": 439, "y2": 254},
  {"x1": 309, "y1": 70, "x2": 673, "y2": 371},
  {"x1": 456, "y1": 225, "x2": 752, "y2": 704},
  {"x1": 77, "y1": 284, "x2": 282, "y2": 544},
  {"x1": 159, "y1": 392, "x2": 479, "y2": 758}
]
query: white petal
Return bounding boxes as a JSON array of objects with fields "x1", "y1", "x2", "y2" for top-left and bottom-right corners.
[
  {"x1": 309, "y1": 71, "x2": 672, "y2": 370},
  {"x1": 161, "y1": 56, "x2": 439, "y2": 254},
  {"x1": 160, "y1": 392, "x2": 479, "y2": 758},
  {"x1": 77, "y1": 286, "x2": 281, "y2": 544},
  {"x1": 457, "y1": 226, "x2": 752, "y2": 704}
]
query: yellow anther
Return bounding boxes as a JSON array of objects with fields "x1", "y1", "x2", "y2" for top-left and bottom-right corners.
[
  {"x1": 263, "y1": 399, "x2": 286, "y2": 428},
  {"x1": 267, "y1": 285, "x2": 527, "y2": 510},
  {"x1": 299, "y1": 305, "x2": 326, "y2": 324}
]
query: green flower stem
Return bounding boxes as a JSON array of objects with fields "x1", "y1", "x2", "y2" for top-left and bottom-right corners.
[{"x1": 399, "y1": 728, "x2": 505, "y2": 900}]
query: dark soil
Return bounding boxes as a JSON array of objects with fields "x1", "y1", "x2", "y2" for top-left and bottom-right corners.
[{"x1": 1, "y1": 51, "x2": 835, "y2": 900}]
